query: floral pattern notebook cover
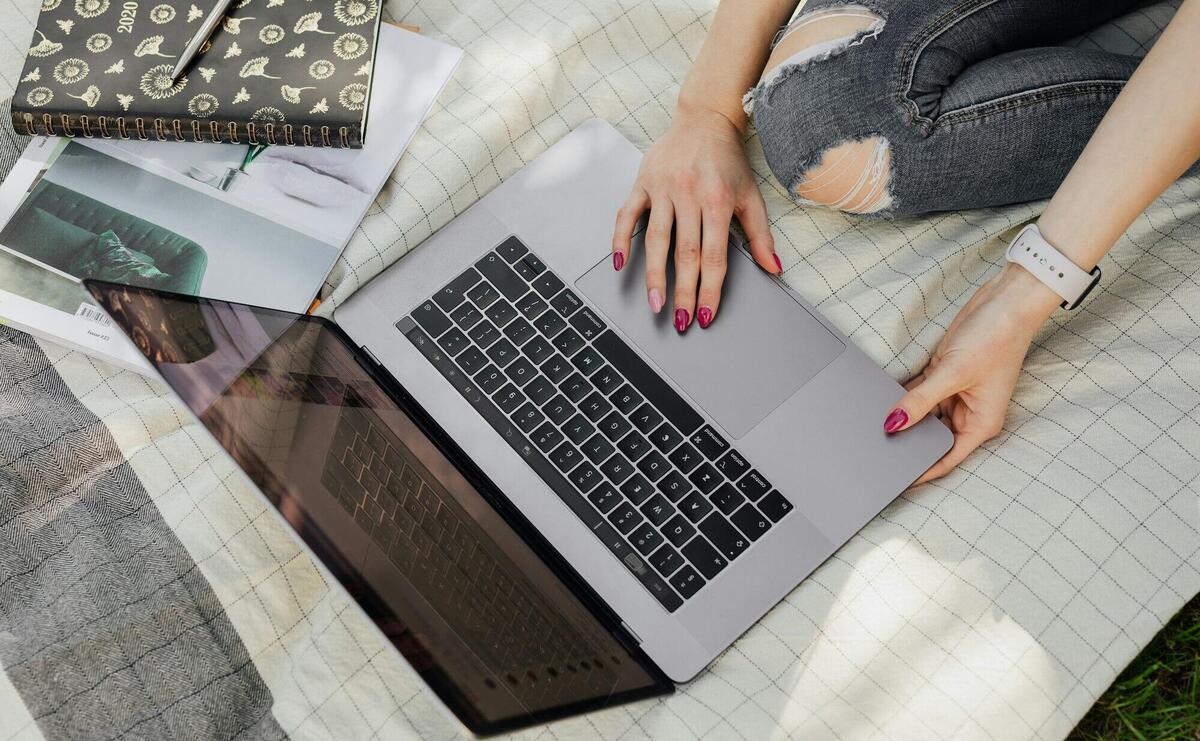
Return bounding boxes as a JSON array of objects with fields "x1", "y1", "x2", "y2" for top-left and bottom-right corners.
[{"x1": 13, "y1": 0, "x2": 382, "y2": 146}]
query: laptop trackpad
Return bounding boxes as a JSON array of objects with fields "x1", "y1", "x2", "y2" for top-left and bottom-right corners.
[{"x1": 575, "y1": 238, "x2": 845, "y2": 439}]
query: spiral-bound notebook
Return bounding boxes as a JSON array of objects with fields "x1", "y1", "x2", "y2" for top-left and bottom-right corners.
[{"x1": 13, "y1": 0, "x2": 382, "y2": 147}]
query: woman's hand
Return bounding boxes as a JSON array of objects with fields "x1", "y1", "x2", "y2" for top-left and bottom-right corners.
[
  {"x1": 611, "y1": 106, "x2": 781, "y2": 332},
  {"x1": 886, "y1": 265, "x2": 1063, "y2": 485}
]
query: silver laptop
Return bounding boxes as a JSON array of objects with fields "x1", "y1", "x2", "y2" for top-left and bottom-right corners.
[{"x1": 86, "y1": 119, "x2": 950, "y2": 735}]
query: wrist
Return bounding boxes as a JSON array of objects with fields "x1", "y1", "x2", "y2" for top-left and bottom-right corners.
[
  {"x1": 991, "y1": 263, "x2": 1063, "y2": 332},
  {"x1": 675, "y1": 97, "x2": 746, "y2": 136}
]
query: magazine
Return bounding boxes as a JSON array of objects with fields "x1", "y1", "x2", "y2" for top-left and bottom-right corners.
[{"x1": 0, "y1": 24, "x2": 461, "y2": 374}]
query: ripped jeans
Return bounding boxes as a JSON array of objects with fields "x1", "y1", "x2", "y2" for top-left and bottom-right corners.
[{"x1": 744, "y1": 0, "x2": 1173, "y2": 216}]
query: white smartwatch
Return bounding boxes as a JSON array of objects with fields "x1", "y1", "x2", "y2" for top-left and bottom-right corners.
[{"x1": 1005, "y1": 224, "x2": 1102, "y2": 310}]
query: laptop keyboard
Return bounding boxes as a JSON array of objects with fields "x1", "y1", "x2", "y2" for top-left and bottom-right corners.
[{"x1": 395, "y1": 236, "x2": 794, "y2": 612}]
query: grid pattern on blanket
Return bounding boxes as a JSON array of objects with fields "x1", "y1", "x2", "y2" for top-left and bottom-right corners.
[{"x1": 0, "y1": 0, "x2": 1196, "y2": 739}]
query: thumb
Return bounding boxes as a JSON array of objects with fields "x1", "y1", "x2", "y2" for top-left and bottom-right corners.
[{"x1": 885, "y1": 364, "x2": 961, "y2": 433}]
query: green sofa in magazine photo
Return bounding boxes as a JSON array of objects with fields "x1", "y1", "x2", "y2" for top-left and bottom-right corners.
[{"x1": 0, "y1": 179, "x2": 208, "y2": 294}]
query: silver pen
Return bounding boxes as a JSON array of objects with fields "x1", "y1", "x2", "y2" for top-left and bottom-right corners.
[{"x1": 170, "y1": 0, "x2": 237, "y2": 80}]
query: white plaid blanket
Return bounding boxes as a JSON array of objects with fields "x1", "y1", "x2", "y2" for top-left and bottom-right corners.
[{"x1": 0, "y1": 1, "x2": 1196, "y2": 739}]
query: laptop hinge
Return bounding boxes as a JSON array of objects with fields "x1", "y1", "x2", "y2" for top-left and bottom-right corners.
[{"x1": 360, "y1": 345, "x2": 382, "y2": 366}]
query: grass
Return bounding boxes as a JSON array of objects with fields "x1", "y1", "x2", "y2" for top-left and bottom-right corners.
[{"x1": 1070, "y1": 595, "x2": 1200, "y2": 740}]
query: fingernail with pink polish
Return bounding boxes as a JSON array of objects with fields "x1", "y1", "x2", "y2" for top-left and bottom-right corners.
[
  {"x1": 697, "y1": 306, "x2": 713, "y2": 328},
  {"x1": 883, "y1": 408, "x2": 908, "y2": 434},
  {"x1": 648, "y1": 288, "x2": 665, "y2": 314},
  {"x1": 772, "y1": 253, "x2": 783, "y2": 274},
  {"x1": 612, "y1": 252, "x2": 625, "y2": 271},
  {"x1": 674, "y1": 308, "x2": 690, "y2": 334}
]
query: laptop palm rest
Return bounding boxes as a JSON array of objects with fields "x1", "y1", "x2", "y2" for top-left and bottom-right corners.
[{"x1": 575, "y1": 236, "x2": 845, "y2": 439}]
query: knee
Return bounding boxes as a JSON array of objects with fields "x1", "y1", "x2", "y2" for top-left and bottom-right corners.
[{"x1": 795, "y1": 136, "x2": 893, "y2": 215}]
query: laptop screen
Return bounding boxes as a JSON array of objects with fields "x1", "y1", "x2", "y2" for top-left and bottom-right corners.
[{"x1": 84, "y1": 281, "x2": 670, "y2": 735}]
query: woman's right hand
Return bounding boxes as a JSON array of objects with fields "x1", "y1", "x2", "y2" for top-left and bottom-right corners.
[{"x1": 611, "y1": 107, "x2": 781, "y2": 333}]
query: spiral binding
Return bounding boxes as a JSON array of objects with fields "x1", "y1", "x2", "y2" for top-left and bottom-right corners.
[{"x1": 17, "y1": 111, "x2": 356, "y2": 148}]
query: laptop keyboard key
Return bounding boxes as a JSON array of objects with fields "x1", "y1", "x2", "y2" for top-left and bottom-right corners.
[
  {"x1": 468, "y1": 319, "x2": 500, "y2": 348},
  {"x1": 639, "y1": 494, "x2": 674, "y2": 526},
  {"x1": 667, "y1": 442, "x2": 702, "y2": 474},
  {"x1": 495, "y1": 235, "x2": 528, "y2": 263},
  {"x1": 715, "y1": 449, "x2": 750, "y2": 480},
  {"x1": 532, "y1": 271, "x2": 565, "y2": 299},
  {"x1": 650, "y1": 544, "x2": 684, "y2": 578},
  {"x1": 543, "y1": 396, "x2": 575, "y2": 426},
  {"x1": 485, "y1": 298, "x2": 518, "y2": 328},
  {"x1": 730, "y1": 503, "x2": 772, "y2": 541},
  {"x1": 549, "y1": 288, "x2": 583, "y2": 317},
  {"x1": 757, "y1": 490, "x2": 794, "y2": 522},
  {"x1": 466, "y1": 281, "x2": 500, "y2": 309},
  {"x1": 523, "y1": 374, "x2": 556, "y2": 405},
  {"x1": 550, "y1": 442, "x2": 582, "y2": 473},
  {"x1": 699, "y1": 514, "x2": 749, "y2": 560},
  {"x1": 540, "y1": 354, "x2": 572, "y2": 383},
  {"x1": 662, "y1": 514, "x2": 696, "y2": 547},
  {"x1": 475, "y1": 253, "x2": 528, "y2": 301},
  {"x1": 486, "y1": 338, "x2": 519, "y2": 368},
  {"x1": 620, "y1": 474, "x2": 654, "y2": 505},
  {"x1": 519, "y1": 253, "x2": 546, "y2": 276},
  {"x1": 679, "y1": 491, "x2": 713, "y2": 522},
  {"x1": 534, "y1": 310, "x2": 567, "y2": 339},
  {"x1": 515, "y1": 292, "x2": 548, "y2": 319},
  {"x1": 504, "y1": 356, "x2": 537, "y2": 386},
  {"x1": 690, "y1": 425, "x2": 729, "y2": 460},
  {"x1": 411, "y1": 300, "x2": 451, "y2": 337},
  {"x1": 637, "y1": 451, "x2": 670, "y2": 481},
  {"x1": 737, "y1": 470, "x2": 772, "y2": 501},
  {"x1": 580, "y1": 434, "x2": 615, "y2": 464},
  {"x1": 438, "y1": 327, "x2": 470, "y2": 356},
  {"x1": 562, "y1": 414, "x2": 596, "y2": 444},
  {"x1": 617, "y1": 430, "x2": 652, "y2": 462},
  {"x1": 630, "y1": 404, "x2": 664, "y2": 435},
  {"x1": 630, "y1": 523, "x2": 664, "y2": 555},
  {"x1": 493, "y1": 384, "x2": 524, "y2": 414},
  {"x1": 593, "y1": 521, "x2": 682, "y2": 612},
  {"x1": 572, "y1": 346, "x2": 604, "y2": 375},
  {"x1": 561, "y1": 373, "x2": 592, "y2": 403},
  {"x1": 513, "y1": 257, "x2": 541, "y2": 281},
  {"x1": 590, "y1": 365, "x2": 622, "y2": 395},
  {"x1": 587, "y1": 483, "x2": 621, "y2": 513},
  {"x1": 608, "y1": 502, "x2": 643, "y2": 534},
  {"x1": 521, "y1": 336, "x2": 554, "y2": 365},
  {"x1": 450, "y1": 302, "x2": 483, "y2": 330},
  {"x1": 580, "y1": 392, "x2": 613, "y2": 422},
  {"x1": 504, "y1": 317, "x2": 536, "y2": 346},
  {"x1": 596, "y1": 411, "x2": 631, "y2": 441},
  {"x1": 681, "y1": 537, "x2": 727, "y2": 579},
  {"x1": 569, "y1": 307, "x2": 606, "y2": 340},
  {"x1": 670, "y1": 565, "x2": 705, "y2": 599},
  {"x1": 474, "y1": 365, "x2": 505, "y2": 394},
  {"x1": 569, "y1": 462, "x2": 602, "y2": 493},
  {"x1": 611, "y1": 384, "x2": 644, "y2": 414},
  {"x1": 599, "y1": 453, "x2": 634, "y2": 484},
  {"x1": 434, "y1": 267, "x2": 481, "y2": 311},
  {"x1": 656, "y1": 471, "x2": 691, "y2": 502},
  {"x1": 531, "y1": 423, "x2": 563, "y2": 452},
  {"x1": 649, "y1": 423, "x2": 682, "y2": 453},
  {"x1": 455, "y1": 346, "x2": 486, "y2": 375},
  {"x1": 687, "y1": 462, "x2": 722, "y2": 495},
  {"x1": 710, "y1": 483, "x2": 744, "y2": 515},
  {"x1": 553, "y1": 329, "x2": 586, "y2": 357},
  {"x1": 512, "y1": 403, "x2": 544, "y2": 434}
]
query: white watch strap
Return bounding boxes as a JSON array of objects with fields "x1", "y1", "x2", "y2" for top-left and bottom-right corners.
[{"x1": 1005, "y1": 224, "x2": 1101, "y2": 310}]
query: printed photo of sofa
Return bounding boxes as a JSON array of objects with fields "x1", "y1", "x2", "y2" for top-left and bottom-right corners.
[{"x1": 0, "y1": 179, "x2": 208, "y2": 294}]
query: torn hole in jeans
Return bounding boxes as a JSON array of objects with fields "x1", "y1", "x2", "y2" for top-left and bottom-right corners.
[
  {"x1": 792, "y1": 136, "x2": 893, "y2": 215},
  {"x1": 743, "y1": 5, "x2": 886, "y2": 115}
]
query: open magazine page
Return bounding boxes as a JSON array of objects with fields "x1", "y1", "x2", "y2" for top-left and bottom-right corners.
[{"x1": 0, "y1": 24, "x2": 462, "y2": 375}]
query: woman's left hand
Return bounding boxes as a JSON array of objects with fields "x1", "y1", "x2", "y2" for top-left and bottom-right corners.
[{"x1": 885, "y1": 264, "x2": 1063, "y2": 485}]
